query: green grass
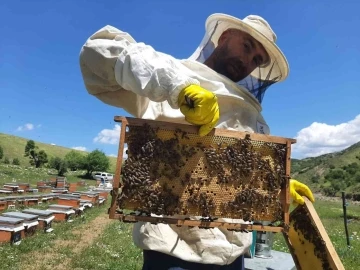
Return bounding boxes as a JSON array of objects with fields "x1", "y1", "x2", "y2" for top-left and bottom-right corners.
[
  {"x1": 0, "y1": 198, "x2": 358, "y2": 269},
  {"x1": 0, "y1": 163, "x2": 98, "y2": 190},
  {"x1": 71, "y1": 222, "x2": 142, "y2": 270},
  {"x1": 273, "y1": 200, "x2": 360, "y2": 270},
  {"x1": 0, "y1": 201, "x2": 108, "y2": 270},
  {"x1": 0, "y1": 132, "x2": 117, "y2": 172},
  {"x1": 69, "y1": 200, "x2": 360, "y2": 270}
]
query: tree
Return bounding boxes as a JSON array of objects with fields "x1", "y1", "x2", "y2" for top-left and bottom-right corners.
[
  {"x1": 330, "y1": 179, "x2": 346, "y2": 193},
  {"x1": 83, "y1": 149, "x2": 110, "y2": 177},
  {"x1": 343, "y1": 162, "x2": 359, "y2": 175},
  {"x1": 310, "y1": 175, "x2": 319, "y2": 184},
  {"x1": 323, "y1": 187, "x2": 337, "y2": 197},
  {"x1": 24, "y1": 140, "x2": 48, "y2": 168},
  {"x1": 354, "y1": 172, "x2": 360, "y2": 183},
  {"x1": 12, "y1": 158, "x2": 20, "y2": 165},
  {"x1": 64, "y1": 150, "x2": 85, "y2": 171},
  {"x1": 324, "y1": 169, "x2": 345, "y2": 180},
  {"x1": 24, "y1": 140, "x2": 36, "y2": 156},
  {"x1": 0, "y1": 145, "x2": 3, "y2": 160},
  {"x1": 49, "y1": 157, "x2": 68, "y2": 176},
  {"x1": 3, "y1": 157, "x2": 10, "y2": 164},
  {"x1": 35, "y1": 150, "x2": 48, "y2": 168}
]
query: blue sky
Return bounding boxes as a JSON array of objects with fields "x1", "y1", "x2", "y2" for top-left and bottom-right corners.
[{"x1": 1, "y1": 0, "x2": 359, "y2": 159}]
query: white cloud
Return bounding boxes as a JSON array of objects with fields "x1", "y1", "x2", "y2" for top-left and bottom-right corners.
[
  {"x1": 292, "y1": 114, "x2": 360, "y2": 158},
  {"x1": 109, "y1": 154, "x2": 117, "y2": 157},
  {"x1": 93, "y1": 124, "x2": 121, "y2": 145},
  {"x1": 72, "y1": 146, "x2": 87, "y2": 151},
  {"x1": 16, "y1": 123, "x2": 34, "y2": 131},
  {"x1": 50, "y1": 143, "x2": 56, "y2": 146}
]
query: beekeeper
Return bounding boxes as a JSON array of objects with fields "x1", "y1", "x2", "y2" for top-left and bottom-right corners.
[{"x1": 79, "y1": 13, "x2": 314, "y2": 270}]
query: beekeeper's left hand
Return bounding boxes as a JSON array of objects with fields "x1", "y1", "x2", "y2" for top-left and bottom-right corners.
[
  {"x1": 178, "y1": 85, "x2": 219, "y2": 137},
  {"x1": 290, "y1": 179, "x2": 315, "y2": 205}
]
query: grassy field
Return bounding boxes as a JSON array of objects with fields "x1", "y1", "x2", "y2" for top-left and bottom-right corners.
[
  {"x1": 0, "y1": 198, "x2": 358, "y2": 269},
  {"x1": 0, "y1": 160, "x2": 359, "y2": 269},
  {"x1": 0, "y1": 201, "x2": 111, "y2": 270},
  {"x1": 72, "y1": 199, "x2": 360, "y2": 270},
  {"x1": 273, "y1": 199, "x2": 360, "y2": 270},
  {"x1": 0, "y1": 133, "x2": 117, "y2": 172},
  {"x1": 71, "y1": 221, "x2": 142, "y2": 270},
  {"x1": 0, "y1": 163, "x2": 97, "y2": 190}
]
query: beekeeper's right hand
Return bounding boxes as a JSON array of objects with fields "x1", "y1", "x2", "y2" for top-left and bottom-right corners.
[{"x1": 178, "y1": 85, "x2": 219, "y2": 137}]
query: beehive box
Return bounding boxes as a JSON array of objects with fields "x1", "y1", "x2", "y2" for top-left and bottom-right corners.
[
  {"x1": 58, "y1": 196, "x2": 80, "y2": 208},
  {"x1": 0, "y1": 200, "x2": 7, "y2": 211},
  {"x1": 22, "y1": 209, "x2": 55, "y2": 233},
  {"x1": 2, "y1": 212, "x2": 39, "y2": 237},
  {"x1": 47, "y1": 204, "x2": 75, "y2": 222},
  {"x1": 68, "y1": 183, "x2": 78, "y2": 192},
  {"x1": 109, "y1": 116, "x2": 296, "y2": 232}
]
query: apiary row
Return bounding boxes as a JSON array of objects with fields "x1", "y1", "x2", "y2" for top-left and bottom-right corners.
[
  {"x1": 0, "y1": 178, "x2": 86, "y2": 195},
  {"x1": 0, "y1": 190, "x2": 109, "y2": 245}
]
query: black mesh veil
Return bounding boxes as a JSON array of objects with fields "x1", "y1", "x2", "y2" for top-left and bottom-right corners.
[
  {"x1": 238, "y1": 63, "x2": 282, "y2": 103},
  {"x1": 189, "y1": 19, "x2": 285, "y2": 104}
]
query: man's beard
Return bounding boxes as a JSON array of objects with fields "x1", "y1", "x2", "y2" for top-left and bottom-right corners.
[{"x1": 211, "y1": 46, "x2": 248, "y2": 82}]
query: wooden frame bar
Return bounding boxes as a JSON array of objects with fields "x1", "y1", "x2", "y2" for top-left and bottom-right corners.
[
  {"x1": 109, "y1": 117, "x2": 128, "y2": 219},
  {"x1": 281, "y1": 140, "x2": 292, "y2": 226},
  {"x1": 114, "y1": 213, "x2": 283, "y2": 233},
  {"x1": 114, "y1": 116, "x2": 296, "y2": 145}
]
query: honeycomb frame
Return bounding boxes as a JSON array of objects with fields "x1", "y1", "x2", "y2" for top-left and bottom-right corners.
[
  {"x1": 109, "y1": 116, "x2": 296, "y2": 232},
  {"x1": 283, "y1": 198, "x2": 345, "y2": 270}
]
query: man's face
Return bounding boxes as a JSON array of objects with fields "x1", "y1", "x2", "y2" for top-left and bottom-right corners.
[{"x1": 209, "y1": 29, "x2": 270, "y2": 82}]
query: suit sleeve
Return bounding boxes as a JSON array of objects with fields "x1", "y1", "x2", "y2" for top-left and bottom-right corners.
[{"x1": 79, "y1": 25, "x2": 199, "y2": 112}]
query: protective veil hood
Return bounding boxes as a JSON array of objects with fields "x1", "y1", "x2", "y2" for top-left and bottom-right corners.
[{"x1": 189, "y1": 14, "x2": 289, "y2": 104}]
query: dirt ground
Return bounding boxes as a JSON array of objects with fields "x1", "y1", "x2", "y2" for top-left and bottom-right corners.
[{"x1": 19, "y1": 213, "x2": 114, "y2": 270}]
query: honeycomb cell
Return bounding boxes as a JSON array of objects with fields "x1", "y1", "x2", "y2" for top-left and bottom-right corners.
[{"x1": 118, "y1": 123, "x2": 288, "y2": 222}]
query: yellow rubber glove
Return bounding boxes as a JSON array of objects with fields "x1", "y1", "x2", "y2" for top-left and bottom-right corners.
[
  {"x1": 290, "y1": 179, "x2": 315, "y2": 205},
  {"x1": 178, "y1": 85, "x2": 220, "y2": 137}
]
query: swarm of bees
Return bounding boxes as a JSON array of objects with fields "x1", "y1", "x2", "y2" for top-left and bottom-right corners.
[
  {"x1": 291, "y1": 207, "x2": 331, "y2": 270},
  {"x1": 221, "y1": 189, "x2": 283, "y2": 222},
  {"x1": 118, "y1": 123, "x2": 288, "y2": 222}
]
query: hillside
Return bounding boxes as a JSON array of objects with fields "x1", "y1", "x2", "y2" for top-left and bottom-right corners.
[
  {"x1": 0, "y1": 133, "x2": 117, "y2": 172},
  {"x1": 1, "y1": 132, "x2": 360, "y2": 197},
  {"x1": 291, "y1": 141, "x2": 360, "y2": 195}
]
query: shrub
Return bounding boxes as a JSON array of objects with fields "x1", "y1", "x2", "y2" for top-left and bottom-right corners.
[{"x1": 12, "y1": 158, "x2": 20, "y2": 165}]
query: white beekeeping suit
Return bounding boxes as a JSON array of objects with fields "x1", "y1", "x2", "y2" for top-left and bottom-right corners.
[{"x1": 79, "y1": 13, "x2": 288, "y2": 265}]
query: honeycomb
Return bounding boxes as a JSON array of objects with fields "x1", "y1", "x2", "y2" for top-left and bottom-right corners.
[
  {"x1": 117, "y1": 123, "x2": 289, "y2": 223},
  {"x1": 289, "y1": 206, "x2": 334, "y2": 270}
]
